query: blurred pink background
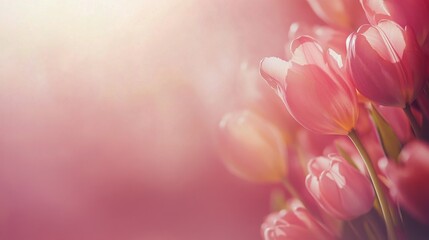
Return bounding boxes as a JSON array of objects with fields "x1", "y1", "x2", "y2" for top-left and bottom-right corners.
[{"x1": 0, "y1": 1, "x2": 319, "y2": 239}]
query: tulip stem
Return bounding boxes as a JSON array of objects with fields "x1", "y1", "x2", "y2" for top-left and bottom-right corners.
[
  {"x1": 282, "y1": 179, "x2": 301, "y2": 201},
  {"x1": 347, "y1": 221, "x2": 364, "y2": 240},
  {"x1": 348, "y1": 129, "x2": 397, "y2": 240},
  {"x1": 404, "y1": 103, "x2": 422, "y2": 138}
]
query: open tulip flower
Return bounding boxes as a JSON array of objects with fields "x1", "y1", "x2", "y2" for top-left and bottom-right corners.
[
  {"x1": 260, "y1": 36, "x2": 359, "y2": 135},
  {"x1": 347, "y1": 20, "x2": 427, "y2": 108},
  {"x1": 261, "y1": 208, "x2": 336, "y2": 240},
  {"x1": 306, "y1": 155, "x2": 375, "y2": 220}
]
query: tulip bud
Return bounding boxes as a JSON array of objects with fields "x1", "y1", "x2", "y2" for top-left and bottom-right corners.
[
  {"x1": 360, "y1": 0, "x2": 429, "y2": 50},
  {"x1": 347, "y1": 20, "x2": 427, "y2": 107},
  {"x1": 381, "y1": 141, "x2": 429, "y2": 225},
  {"x1": 218, "y1": 110, "x2": 287, "y2": 183},
  {"x1": 306, "y1": 154, "x2": 375, "y2": 220},
  {"x1": 261, "y1": 208, "x2": 335, "y2": 240},
  {"x1": 260, "y1": 36, "x2": 359, "y2": 135}
]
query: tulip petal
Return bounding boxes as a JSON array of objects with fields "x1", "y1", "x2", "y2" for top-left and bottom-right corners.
[
  {"x1": 284, "y1": 64, "x2": 356, "y2": 134},
  {"x1": 306, "y1": 175, "x2": 321, "y2": 199},
  {"x1": 261, "y1": 208, "x2": 335, "y2": 240},
  {"x1": 290, "y1": 36, "x2": 326, "y2": 68},
  {"x1": 308, "y1": 156, "x2": 331, "y2": 176},
  {"x1": 260, "y1": 57, "x2": 290, "y2": 89},
  {"x1": 360, "y1": 0, "x2": 391, "y2": 24},
  {"x1": 377, "y1": 20, "x2": 406, "y2": 60}
]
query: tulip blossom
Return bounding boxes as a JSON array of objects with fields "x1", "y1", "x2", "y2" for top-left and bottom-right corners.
[
  {"x1": 360, "y1": 0, "x2": 429, "y2": 50},
  {"x1": 347, "y1": 20, "x2": 427, "y2": 107},
  {"x1": 380, "y1": 141, "x2": 429, "y2": 225},
  {"x1": 306, "y1": 155, "x2": 375, "y2": 220},
  {"x1": 218, "y1": 110, "x2": 287, "y2": 183},
  {"x1": 306, "y1": 0, "x2": 367, "y2": 30},
  {"x1": 261, "y1": 208, "x2": 335, "y2": 240},
  {"x1": 260, "y1": 36, "x2": 359, "y2": 135}
]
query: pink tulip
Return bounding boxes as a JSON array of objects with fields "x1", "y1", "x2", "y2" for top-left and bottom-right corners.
[
  {"x1": 260, "y1": 36, "x2": 359, "y2": 135},
  {"x1": 360, "y1": 0, "x2": 429, "y2": 50},
  {"x1": 306, "y1": 0, "x2": 367, "y2": 30},
  {"x1": 380, "y1": 141, "x2": 429, "y2": 225},
  {"x1": 218, "y1": 110, "x2": 287, "y2": 183},
  {"x1": 306, "y1": 155, "x2": 375, "y2": 220},
  {"x1": 261, "y1": 208, "x2": 335, "y2": 240},
  {"x1": 347, "y1": 20, "x2": 427, "y2": 107}
]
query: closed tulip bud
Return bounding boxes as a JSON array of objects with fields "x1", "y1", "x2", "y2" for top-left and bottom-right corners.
[
  {"x1": 260, "y1": 36, "x2": 359, "y2": 135},
  {"x1": 347, "y1": 20, "x2": 427, "y2": 107},
  {"x1": 218, "y1": 110, "x2": 287, "y2": 183},
  {"x1": 261, "y1": 208, "x2": 335, "y2": 240},
  {"x1": 380, "y1": 141, "x2": 429, "y2": 225},
  {"x1": 360, "y1": 0, "x2": 429, "y2": 50},
  {"x1": 306, "y1": 155, "x2": 375, "y2": 220}
]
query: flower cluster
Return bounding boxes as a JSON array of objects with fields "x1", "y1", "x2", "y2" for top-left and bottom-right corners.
[{"x1": 218, "y1": 0, "x2": 429, "y2": 239}]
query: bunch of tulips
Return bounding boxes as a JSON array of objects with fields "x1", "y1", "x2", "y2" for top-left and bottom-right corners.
[{"x1": 218, "y1": 0, "x2": 429, "y2": 239}]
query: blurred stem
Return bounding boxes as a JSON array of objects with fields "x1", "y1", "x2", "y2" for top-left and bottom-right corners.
[
  {"x1": 282, "y1": 179, "x2": 300, "y2": 201},
  {"x1": 362, "y1": 215, "x2": 381, "y2": 240},
  {"x1": 404, "y1": 103, "x2": 422, "y2": 138},
  {"x1": 367, "y1": 104, "x2": 401, "y2": 161},
  {"x1": 347, "y1": 221, "x2": 364, "y2": 240},
  {"x1": 366, "y1": 209, "x2": 390, "y2": 240},
  {"x1": 348, "y1": 129, "x2": 397, "y2": 240}
]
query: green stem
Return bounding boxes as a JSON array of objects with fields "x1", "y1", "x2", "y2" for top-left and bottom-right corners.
[
  {"x1": 404, "y1": 103, "x2": 422, "y2": 138},
  {"x1": 282, "y1": 179, "x2": 301, "y2": 201},
  {"x1": 348, "y1": 130, "x2": 397, "y2": 240}
]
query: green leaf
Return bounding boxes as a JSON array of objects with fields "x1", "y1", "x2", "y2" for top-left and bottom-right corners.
[{"x1": 368, "y1": 104, "x2": 402, "y2": 161}]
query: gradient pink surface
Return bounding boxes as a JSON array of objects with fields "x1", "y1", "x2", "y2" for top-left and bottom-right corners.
[{"x1": 0, "y1": 1, "x2": 319, "y2": 239}]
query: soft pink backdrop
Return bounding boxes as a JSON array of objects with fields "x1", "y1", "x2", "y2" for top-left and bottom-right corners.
[{"x1": 0, "y1": 1, "x2": 319, "y2": 239}]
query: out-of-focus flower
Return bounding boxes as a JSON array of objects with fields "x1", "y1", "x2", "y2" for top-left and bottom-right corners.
[
  {"x1": 285, "y1": 23, "x2": 348, "y2": 60},
  {"x1": 378, "y1": 105, "x2": 413, "y2": 143},
  {"x1": 260, "y1": 36, "x2": 359, "y2": 135},
  {"x1": 360, "y1": 0, "x2": 429, "y2": 50},
  {"x1": 306, "y1": 0, "x2": 367, "y2": 30},
  {"x1": 261, "y1": 208, "x2": 335, "y2": 240},
  {"x1": 416, "y1": 83, "x2": 429, "y2": 123},
  {"x1": 347, "y1": 20, "x2": 427, "y2": 107},
  {"x1": 235, "y1": 62, "x2": 300, "y2": 144},
  {"x1": 380, "y1": 141, "x2": 429, "y2": 225},
  {"x1": 297, "y1": 130, "x2": 338, "y2": 158},
  {"x1": 218, "y1": 110, "x2": 287, "y2": 183},
  {"x1": 306, "y1": 155, "x2": 375, "y2": 220}
]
